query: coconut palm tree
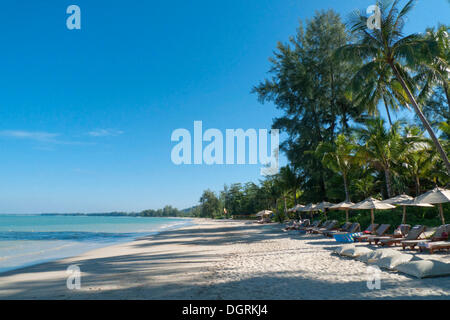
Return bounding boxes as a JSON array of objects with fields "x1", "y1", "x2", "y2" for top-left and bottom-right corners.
[
  {"x1": 355, "y1": 118, "x2": 403, "y2": 198},
  {"x1": 317, "y1": 134, "x2": 357, "y2": 202},
  {"x1": 397, "y1": 126, "x2": 434, "y2": 195},
  {"x1": 337, "y1": 0, "x2": 450, "y2": 175},
  {"x1": 415, "y1": 25, "x2": 450, "y2": 108},
  {"x1": 349, "y1": 54, "x2": 409, "y2": 126}
]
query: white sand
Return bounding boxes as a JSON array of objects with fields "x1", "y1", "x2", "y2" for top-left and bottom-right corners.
[{"x1": 0, "y1": 219, "x2": 449, "y2": 299}]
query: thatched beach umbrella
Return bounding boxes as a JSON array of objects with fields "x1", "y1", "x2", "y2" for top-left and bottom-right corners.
[
  {"x1": 330, "y1": 201, "x2": 355, "y2": 222},
  {"x1": 382, "y1": 194, "x2": 414, "y2": 224},
  {"x1": 395, "y1": 199, "x2": 434, "y2": 224},
  {"x1": 300, "y1": 203, "x2": 317, "y2": 220},
  {"x1": 414, "y1": 187, "x2": 450, "y2": 224},
  {"x1": 350, "y1": 197, "x2": 395, "y2": 225},
  {"x1": 382, "y1": 194, "x2": 434, "y2": 224},
  {"x1": 315, "y1": 201, "x2": 336, "y2": 219},
  {"x1": 256, "y1": 210, "x2": 273, "y2": 217},
  {"x1": 288, "y1": 204, "x2": 305, "y2": 212},
  {"x1": 315, "y1": 201, "x2": 335, "y2": 210}
]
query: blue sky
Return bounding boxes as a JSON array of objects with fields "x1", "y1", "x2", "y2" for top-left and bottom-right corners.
[{"x1": 0, "y1": 0, "x2": 448, "y2": 213}]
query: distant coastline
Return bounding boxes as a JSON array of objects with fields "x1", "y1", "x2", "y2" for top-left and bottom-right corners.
[{"x1": 1, "y1": 205, "x2": 198, "y2": 218}]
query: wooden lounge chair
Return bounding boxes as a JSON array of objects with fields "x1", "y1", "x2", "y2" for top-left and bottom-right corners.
[
  {"x1": 284, "y1": 219, "x2": 310, "y2": 231},
  {"x1": 322, "y1": 222, "x2": 352, "y2": 237},
  {"x1": 301, "y1": 220, "x2": 321, "y2": 232},
  {"x1": 293, "y1": 219, "x2": 310, "y2": 230},
  {"x1": 354, "y1": 224, "x2": 390, "y2": 242},
  {"x1": 283, "y1": 219, "x2": 299, "y2": 231},
  {"x1": 305, "y1": 220, "x2": 328, "y2": 233},
  {"x1": 368, "y1": 224, "x2": 410, "y2": 245},
  {"x1": 378, "y1": 225, "x2": 425, "y2": 247},
  {"x1": 418, "y1": 241, "x2": 450, "y2": 254},
  {"x1": 327, "y1": 222, "x2": 361, "y2": 237},
  {"x1": 402, "y1": 224, "x2": 450, "y2": 250},
  {"x1": 314, "y1": 220, "x2": 338, "y2": 234}
]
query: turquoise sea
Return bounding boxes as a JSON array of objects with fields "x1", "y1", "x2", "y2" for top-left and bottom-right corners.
[{"x1": 0, "y1": 215, "x2": 192, "y2": 273}]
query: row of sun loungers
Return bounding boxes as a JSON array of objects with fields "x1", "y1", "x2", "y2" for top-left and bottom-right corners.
[{"x1": 286, "y1": 219, "x2": 450, "y2": 254}]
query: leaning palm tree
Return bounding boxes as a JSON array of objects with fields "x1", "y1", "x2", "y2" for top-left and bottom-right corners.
[
  {"x1": 337, "y1": 0, "x2": 450, "y2": 175},
  {"x1": 349, "y1": 54, "x2": 409, "y2": 126},
  {"x1": 355, "y1": 118, "x2": 403, "y2": 198}
]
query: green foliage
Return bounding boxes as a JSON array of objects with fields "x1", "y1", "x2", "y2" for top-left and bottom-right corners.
[
  {"x1": 193, "y1": 3, "x2": 449, "y2": 227},
  {"x1": 199, "y1": 189, "x2": 221, "y2": 218}
]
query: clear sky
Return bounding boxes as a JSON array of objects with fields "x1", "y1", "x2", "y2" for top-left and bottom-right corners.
[{"x1": 0, "y1": 0, "x2": 448, "y2": 213}]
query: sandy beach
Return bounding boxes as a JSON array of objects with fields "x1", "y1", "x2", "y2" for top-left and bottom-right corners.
[{"x1": 0, "y1": 219, "x2": 449, "y2": 300}]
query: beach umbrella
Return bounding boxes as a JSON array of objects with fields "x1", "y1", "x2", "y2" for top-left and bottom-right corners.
[
  {"x1": 288, "y1": 204, "x2": 305, "y2": 219},
  {"x1": 382, "y1": 194, "x2": 413, "y2": 224},
  {"x1": 315, "y1": 201, "x2": 336, "y2": 210},
  {"x1": 255, "y1": 210, "x2": 273, "y2": 217},
  {"x1": 395, "y1": 199, "x2": 434, "y2": 224},
  {"x1": 330, "y1": 201, "x2": 355, "y2": 222},
  {"x1": 414, "y1": 187, "x2": 450, "y2": 224},
  {"x1": 382, "y1": 194, "x2": 433, "y2": 224},
  {"x1": 299, "y1": 203, "x2": 317, "y2": 212},
  {"x1": 315, "y1": 201, "x2": 336, "y2": 219},
  {"x1": 300, "y1": 203, "x2": 317, "y2": 220},
  {"x1": 350, "y1": 197, "x2": 395, "y2": 225},
  {"x1": 288, "y1": 204, "x2": 304, "y2": 212}
]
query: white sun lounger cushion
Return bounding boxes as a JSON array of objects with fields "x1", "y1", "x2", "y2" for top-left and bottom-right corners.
[
  {"x1": 366, "y1": 248, "x2": 400, "y2": 264},
  {"x1": 396, "y1": 260, "x2": 450, "y2": 278},
  {"x1": 375, "y1": 253, "x2": 414, "y2": 270},
  {"x1": 334, "y1": 244, "x2": 355, "y2": 255},
  {"x1": 340, "y1": 246, "x2": 373, "y2": 258}
]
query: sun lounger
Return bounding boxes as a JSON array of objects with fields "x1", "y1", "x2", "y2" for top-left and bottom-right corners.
[
  {"x1": 402, "y1": 224, "x2": 450, "y2": 250},
  {"x1": 418, "y1": 241, "x2": 450, "y2": 254},
  {"x1": 301, "y1": 220, "x2": 321, "y2": 232},
  {"x1": 284, "y1": 219, "x2": 311, "y2": 231},
  {"x1": 368, "y1": 224, "x2": 410, "y2": 245},
  {"x1": 327, "y1": 222, "x2": 361, "y2": 237},
  {"x1": 354, "y1": 224, "x2": 390, "y2": 242},
  {"x1": 314, "y1": 220, "x2": 338, "y2": 234},
  {"x1": 305, "y1": 220, "x2": 327, "y2": 233},
  {"x1": 378, "y1": 225, "x2": 425, "y2": 247},
  {"x1": 322, "y1": 222, "x2": 352, "y2": 237}
]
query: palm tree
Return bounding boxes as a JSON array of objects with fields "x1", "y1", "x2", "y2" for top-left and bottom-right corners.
[
  {"x1": 355, "y1": 118, "x2": 403, "y2": 198},
  {"x1": 337, "y1": 0, "x2": 450, "y2": 175},
  {"x1": 349, "y1": 54, "x2": 409, "y2": 126},
  {"x1": 317, "y1": 134, "x2": 357, "y2": 202},
  {"x1": 397, "y1": 126, "x2": 434, "y2": 195},
  {"x1": 415, "y1": 25, "x2": 450, "y2": 108},
  {"x1": 278, "y1": 165, "x2": 302, "y2": 205}
]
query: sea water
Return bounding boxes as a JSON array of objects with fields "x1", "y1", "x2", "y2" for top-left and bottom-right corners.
[{"x1": 0, "y1": 214, "x2": 192, "y2": 273}]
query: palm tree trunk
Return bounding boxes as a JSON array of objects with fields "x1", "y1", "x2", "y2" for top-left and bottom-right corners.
[
  {"x1": 343, "y1": 174, "x2": 350, "y2": 202},
  {"x1": 383, "y1": 96, "x2": 393, "y2": 126},
  {"x1": 415, "y1": 175, "x2": 421, "y2": 196},
  {"x1": 443, "y1": 82, "x2": 450, "y2": 114},
  {"x1": 438, "y1": 203, "x2": 446, "y2": 225},
  {"x1": 384, "y1": 167, "x2": 393, "y2": 198},
  {"x1": 402, "y1": 206, "x2": 407, "y2": 224},
  {"x1": 390, "y1": 62, "x2": 450, "y2": 175}
]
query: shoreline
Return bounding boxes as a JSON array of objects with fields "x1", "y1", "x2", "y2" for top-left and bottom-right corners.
[
  {"x1": 0, "y1": 219, "x2": 449, "y2": 300},
  {"x1": 0, "y1": 217, "x2": 195, "y2": 275}
]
